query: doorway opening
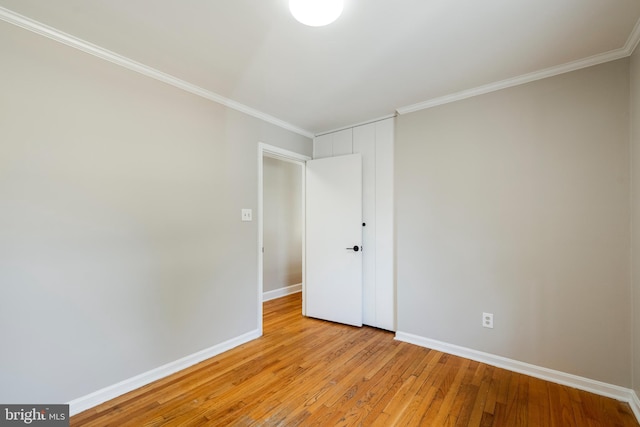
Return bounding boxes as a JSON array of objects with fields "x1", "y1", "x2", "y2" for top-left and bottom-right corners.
[{"x1": 257, "y1": 143, "x2": 311, "y2": 334}]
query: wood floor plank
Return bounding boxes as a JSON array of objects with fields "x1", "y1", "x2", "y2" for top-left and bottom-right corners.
[
  {"x1": 466, "y1": 364, "x2": 494, "y2": 427},
  {"x1": 381, "y1": 348, "x2": 443, "y2": 426},
  {"x1": 332, "y1": 345, "x2": 425, "y2": 426},
  {"x1": 71, "y1": 293, "x2": 640, "y2": 426},
  {"x1": 421, "y1": 357, "x2": 471, "y2": 425},
  {"x1": 527, "y1": 376, "x2": 550, "y2": 427}
]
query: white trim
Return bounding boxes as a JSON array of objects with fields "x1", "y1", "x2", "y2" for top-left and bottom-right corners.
[
  {"x1": 627, "y1": 14, "x2": 640, "y2": 427},
  {"x1": 258, "y1": 148, "x2": 265, "y2": 334},
  {"x1": 0, "y1": 7, "x2": 314, "y2": 139},
  {"x1": 396, "y1": 15, "x2": 640, "y2": 116},
  {"x1": 630, "y1": 390, "x2": 640, "y2": 422},
  {"x1": 258, "y1": 143, "x2": 310, "y2": 332},
  {"x1": 625, "y1": 16, "x2": 640, "y2": 56},
  {"x1": 395, "y1": 332, "x2": 635, "y2": 404},
  {"x1": 4, "y1": 5, "x2": 639, "y2": 138},
  {"x1": 261, "y1": 144, "x2": 312, "y2": 163},
  {"x1": 624, "y1": 13, "x2": 640, "y2": 426},
  {"x1": 263, "y1": 283, "x2": 302, "y2": 302},
  {"x1": 315, "y1": 114, "x2": 397, "y2": 137},
  {"x1": 4, "y1": 5, "x2": 639, "y2": 136},
  {"x1": 68, "y1": 329, "x2": 260, "y2": 416},
  {"x1": 396, "y1": 48, "x2": 629, "y2": 115}
]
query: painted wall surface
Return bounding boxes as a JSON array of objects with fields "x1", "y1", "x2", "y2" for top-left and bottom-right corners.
[
  {"x1": 0, "y1": 21, "x2": 311, "y2": 403},
  {"x1": 396, "y1": 59, "x2": 631, "y2": 387},
  {"x1": 263, "y1": 157, "x2": 302, "y2": 292},
  {"x1": 632, "y1": 46, "x2": 640, "y2": 396}
]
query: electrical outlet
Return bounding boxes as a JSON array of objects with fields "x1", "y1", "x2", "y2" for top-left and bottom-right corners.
[
  {"x1": 241, "y1": 209, "x2": 252, "y2": 222},
  {"x1": 482, "y1": 312, "x2": 494, "y2": 329}
]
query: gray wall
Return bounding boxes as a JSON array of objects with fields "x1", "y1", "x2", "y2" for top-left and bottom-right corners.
[
  {"x1": 396, "y1": 59, "x2": 631, "y2": 387},
  {"x1": 632, "y1": 46, "x2": 640, "y2": 396},
  {"x1": 263, "y1": 157, "x2": 303, "y2": 292},
  {"x1": 0, "y1": 21, "x2": 311, "y2": 404}
]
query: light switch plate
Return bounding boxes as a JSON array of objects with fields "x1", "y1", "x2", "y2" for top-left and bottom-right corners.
[{"x1": 241, "y1": 209, "x2": 252, "y2": 221}]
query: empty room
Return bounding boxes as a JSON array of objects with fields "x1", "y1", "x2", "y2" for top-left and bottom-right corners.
[{"x1": 3, "y1": 0, "x2": 640, "y2": 425}]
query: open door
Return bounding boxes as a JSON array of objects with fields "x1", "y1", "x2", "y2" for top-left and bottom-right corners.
[{"x1": 305, "y1": 154, "x2": 363, "y2": 327}]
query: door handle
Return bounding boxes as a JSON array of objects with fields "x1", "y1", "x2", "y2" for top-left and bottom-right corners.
[{"x1": 346, "y1": 245, "x2": 360, "y2": 252}]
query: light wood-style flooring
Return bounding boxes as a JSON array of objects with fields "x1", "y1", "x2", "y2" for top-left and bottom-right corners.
[{"x1": 72, "y1": 293, "x2": 639, "y2": 426}]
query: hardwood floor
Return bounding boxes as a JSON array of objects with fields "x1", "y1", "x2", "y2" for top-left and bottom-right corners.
[{"x1": 72, "y1": 293, "x2": 638, "y2": 426}]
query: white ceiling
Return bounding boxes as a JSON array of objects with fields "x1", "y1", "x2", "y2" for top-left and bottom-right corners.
[{"x1": 1, "y1": 0, "x2": 640, "y2": 136}]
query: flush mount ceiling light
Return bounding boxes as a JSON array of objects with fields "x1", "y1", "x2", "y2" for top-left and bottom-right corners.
[{"x1": 289, "y1": 0, "x2": 344, "y2": 27}]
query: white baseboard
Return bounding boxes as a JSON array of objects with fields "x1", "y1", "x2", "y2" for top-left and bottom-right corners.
[
  {"x1": 68, "y1": 329, "x2": 261, "y2": 416},
  {"x1": 395, "y1": 331, "x2": 638, "y2": 416},
  {"x1": 263, "y1": 283, "x2": 302, "y2": 302},
  {"x1": 630, "y1": 390, "x2": 640, "y2": 422}
]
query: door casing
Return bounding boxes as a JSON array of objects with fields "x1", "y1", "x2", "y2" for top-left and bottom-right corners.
[{"x1": 258, "y1": 142, "x2": 311, "y2": 335}]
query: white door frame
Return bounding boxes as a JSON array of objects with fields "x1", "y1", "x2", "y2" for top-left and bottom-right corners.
[{"x1": 257, "y1": 142, "x2": 311, "y2": 334}]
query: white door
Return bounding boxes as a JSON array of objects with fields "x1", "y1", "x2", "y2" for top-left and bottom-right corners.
[{"x1": 306, "y1": 154, "x2": 363, "y2": 327}]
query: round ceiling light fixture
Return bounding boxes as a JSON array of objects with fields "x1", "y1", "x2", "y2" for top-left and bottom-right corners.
[{"x1": 289, "y1": 0, "x2": 344, "y2": 27}]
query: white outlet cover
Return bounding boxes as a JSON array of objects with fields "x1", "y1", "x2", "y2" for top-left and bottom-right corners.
[
  {"x1": 482, "y1": 312, "x2": 494, "y2": 329},
  {"x1": 241, "y1": 209, "x2": 252, "y2": 221}
]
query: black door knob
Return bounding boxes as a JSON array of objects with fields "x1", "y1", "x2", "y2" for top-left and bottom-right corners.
[{"x1": 346, "y1": 245, "x2": 360, "y2": 252}]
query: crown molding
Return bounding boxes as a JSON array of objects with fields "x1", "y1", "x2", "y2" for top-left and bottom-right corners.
[
  {"x1": 397, "y1": 16, "x2": 640, "y2": 116},
  {"x1": 315, "y1": 113, "x2": 397, "y2": 137},
  {"x1": 396, "y1": 48, "x2": 628, "y2": 115},
  {"x1": 624, "y1": 15, "x2": 640, "y2": 55},
  {"x1": 0, "y1": 6, "x2": 314, "y2": 139},
  {"x1": 3, "y1": 5, "x2": 639, "y2": 136}
]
